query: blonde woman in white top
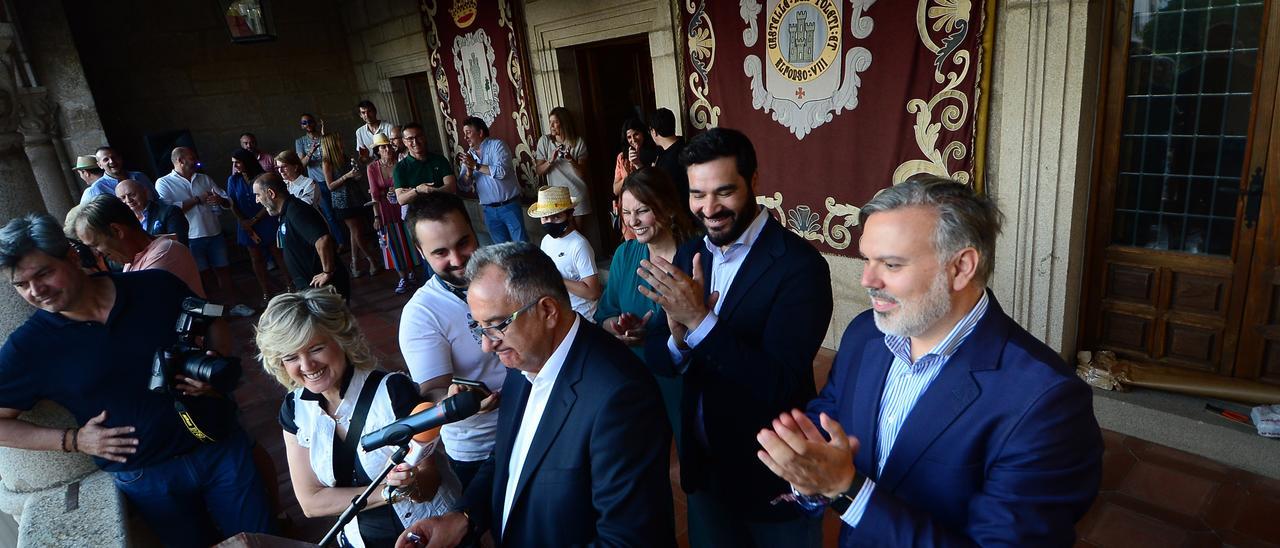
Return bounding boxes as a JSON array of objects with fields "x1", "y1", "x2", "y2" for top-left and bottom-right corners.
[{"x1": 256, "y1": 287, "x2": 459, "y2": 547}]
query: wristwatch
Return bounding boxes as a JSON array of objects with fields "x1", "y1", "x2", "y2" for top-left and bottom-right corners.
[
  {"x1": 381, "y1": 484, "x2": 407, "y2": 505},
  {"x1": 828, "y1": 470, "x2": 867, "y2": 515}
]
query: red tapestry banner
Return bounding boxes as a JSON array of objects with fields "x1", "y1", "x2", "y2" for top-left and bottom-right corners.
[
  {"x1": 420, "y1": 0, "x2": 540, "y2": 192},
  {"x1": 681, "y1": 0, "x2": 993, "y2": 256}
]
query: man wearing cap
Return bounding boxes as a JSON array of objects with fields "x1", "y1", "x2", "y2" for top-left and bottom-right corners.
[
  {"x1": 81, "y1": 146, "x2": 154, "y2": 205},
  {"x1": 72, "y1": 155, "x2": 105, "y2": 199},
  {"x1": 530, "y1": 185, "x2": 600, "y2": 321},
  {"x1": 458, "y1": 116, "x2": 526, "y2": 244},
  {"x1": 116, "y1": 179, "x2": 189, "y2": 247}
]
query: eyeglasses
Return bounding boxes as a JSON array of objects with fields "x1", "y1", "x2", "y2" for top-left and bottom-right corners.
[
  {"x1": 300, "y1": 120, "x2": 314, "y2": 126},
  {"x1": 469, "y1": 298, "x2": 543, "y2": 342}
]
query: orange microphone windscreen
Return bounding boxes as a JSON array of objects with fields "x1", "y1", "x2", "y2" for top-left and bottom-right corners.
[{"x1": 410, "y1": 401, "x2": 441, "y2": 443}]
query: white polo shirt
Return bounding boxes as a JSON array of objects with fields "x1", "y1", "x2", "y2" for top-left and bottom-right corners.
[{"x1": 399, "y1": 275, "x2": 507, "y2": 462}]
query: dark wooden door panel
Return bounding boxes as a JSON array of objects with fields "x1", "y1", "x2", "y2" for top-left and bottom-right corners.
[{"x1": 1082, "y1": 0, "x2": 1278, "y2": 382}]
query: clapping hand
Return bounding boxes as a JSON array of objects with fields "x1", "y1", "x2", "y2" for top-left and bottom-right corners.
[
  {"x1": 636, "y1": 253, "x2": 719, "y2": 343},
  {"x1": 757, "y1": 409, "x2": 860, "y2": 498},
  {"x1": 612, "y1": 311, "x2": 653, "y2": 346}
]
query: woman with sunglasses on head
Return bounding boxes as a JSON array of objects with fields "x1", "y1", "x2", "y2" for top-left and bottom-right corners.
[
  {"x1": 321, "y1": 133, "x2": 379, "y2": 277},
  {"x1": 295, "y1": 113, "x2": 349, "y2": 249}
]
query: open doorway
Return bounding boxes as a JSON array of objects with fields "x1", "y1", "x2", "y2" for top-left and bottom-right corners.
[
  {"x1": 390, "y1": 72, "x2": 445, "y2": 156},
  {"x1": 560, "y1": 34, "x2": 656, "y2": 252}
]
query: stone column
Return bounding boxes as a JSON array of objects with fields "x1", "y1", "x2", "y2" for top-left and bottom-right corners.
[
  {"x1": 18, "y1": 87, "x2": 74, "y2": 219},
  {"x1": 0, "y1": 24, "x2": 48, "y2": 338},
  {"x1": 986, "y1": 0, "x2": 1105, "y2": 356}
]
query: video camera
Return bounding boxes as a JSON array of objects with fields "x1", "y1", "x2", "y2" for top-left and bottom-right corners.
[{"x1": 149, "y1": 297, "x2": 241, "y2": 395}]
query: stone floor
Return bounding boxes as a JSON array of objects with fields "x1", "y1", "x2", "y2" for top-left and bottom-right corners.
[{"x1": 212, "y1": 262, "x2": 1280, "y2": 548}]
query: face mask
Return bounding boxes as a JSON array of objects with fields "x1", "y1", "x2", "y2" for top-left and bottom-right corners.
[{"x1": 544, "y1": 220, "x2": 569, "y2": 238}]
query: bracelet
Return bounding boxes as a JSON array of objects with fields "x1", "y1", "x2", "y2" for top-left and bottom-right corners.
[
  {"x1": 70, "y1": 428, "x2": 79, "y2": 453},
  {"x1": 322, "y1": 270, "x2": 332, "y2": 274},
  {"x1": 61, "y1": 428, "x2": 72, "y2": 452}
]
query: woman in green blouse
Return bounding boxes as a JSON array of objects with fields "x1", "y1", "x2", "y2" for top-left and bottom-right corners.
[{"x1": 595, "y1": 167, "x2": 698, "y2": 431}]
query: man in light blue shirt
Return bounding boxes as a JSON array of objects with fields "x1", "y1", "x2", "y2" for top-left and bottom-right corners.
[
  {"x1": 757, "y1": 177, "x2": 1102, "y2": 547},
  {"x1": 80, "y1": 146, "x2": 155, "y2": 205},
  {"x1": 457, "y1": 116, "x2": 526, "y2": 244}
]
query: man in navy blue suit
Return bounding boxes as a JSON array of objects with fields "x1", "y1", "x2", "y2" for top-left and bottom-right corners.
[
  {"x1": 757, "y1": 177, "x2": 1103, "y2": 547},
  {"x1": 639, "y1": 128, "x2": 833, "y2": 547},
  {"x1": 397, "y1": 242, "x2": 675, "y2": 547}
]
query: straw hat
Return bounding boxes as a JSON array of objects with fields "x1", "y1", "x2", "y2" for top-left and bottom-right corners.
[
  {"x1": 72, "y1": 155, "x2": 97, "y2": 170},
  {"x1": 527, "y1": 185, "x2": 579, "y2": 218},
  {"x1": 370, "y1": 133, "x2": 392, "y2": 148}
]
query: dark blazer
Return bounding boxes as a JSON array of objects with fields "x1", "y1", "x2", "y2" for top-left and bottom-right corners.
[
  {"x1": 463, "y1": 318, "x2": 676, "y2": 547},
  {"x1": 646, "y1": 214, "x2": 834, "y2": 521},
  {"x1": 810, "y1": 293, "x2": 1102, "y2": 547},
  {"x1": 142, "y1": 200, "x2": 189, "y2": 247}
]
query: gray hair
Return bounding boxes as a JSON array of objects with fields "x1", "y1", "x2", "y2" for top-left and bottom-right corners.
[
  {"x1": 859, "y1": 176, "x2": 1004, "y2": 284},
  {"x1": 0, "y1": 212, "x2": 72, "y2": 271},
  {"x1": 67, "y1": 195, "x2": 140, "y2": 239},
  {"x1": 465, "y1": 242, "x2": 571, "y2": 307}
]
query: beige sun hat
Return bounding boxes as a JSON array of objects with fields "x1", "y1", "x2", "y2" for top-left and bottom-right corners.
[
  {"x1": 527, "y1": 185, "x2": 579, "y2": 218},
  {"x1": 72, "y1": 155, "x2": 97, "y2": 170},
  {"x1": 370, "y1": 133, "x2": 392, "y2": 148}
]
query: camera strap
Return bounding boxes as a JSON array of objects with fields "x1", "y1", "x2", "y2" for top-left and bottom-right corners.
[{"x1": 174, "y1": 399, "x2": 218, "y2": 443}]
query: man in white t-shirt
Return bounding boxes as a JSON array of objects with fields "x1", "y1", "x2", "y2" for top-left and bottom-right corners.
[
  {"x1": 354, "y1": 100, "x2": 392, "y2": 165},
  {"x1": 527, "y1": 185, "x2": 601, "y2": 321},
  {"x1": 399, "y1": 191, "x2": 506, "y2": 489},
  {"x1": 155, "y1": 146, "x2": 247, "y2": 314}
]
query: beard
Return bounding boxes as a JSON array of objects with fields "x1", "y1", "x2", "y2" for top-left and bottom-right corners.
[
  {"x1": 869, "y1": 269, "x2": 952, "y2": 339},
  {"x1": 702, "y1": 205, "x2": 756, "y2": 247},
  {"x1": 436, "y1": 266, "x2": 468, "y2": 288}
]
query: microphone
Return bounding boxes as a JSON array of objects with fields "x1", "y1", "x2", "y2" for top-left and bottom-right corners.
[{"x1": 361, "y1": 390, "x2": 481, "y2": 452}]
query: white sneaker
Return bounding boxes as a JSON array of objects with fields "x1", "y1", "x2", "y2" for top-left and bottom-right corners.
[{"x1": 228, "y1": 304, "x2": 256, "y2": 317}]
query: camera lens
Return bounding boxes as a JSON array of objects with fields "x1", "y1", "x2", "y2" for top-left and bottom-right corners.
[{"x1": 182, "y1": 354, "x2": 242, "y2": 393}]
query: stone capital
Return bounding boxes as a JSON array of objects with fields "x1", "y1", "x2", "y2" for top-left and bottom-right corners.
[{"x1": 17, "y1": 87, "x2": 57, "y2": 142}]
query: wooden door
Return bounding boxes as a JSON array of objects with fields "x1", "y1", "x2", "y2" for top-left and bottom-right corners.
[
  {"x1": 1234, "y1": 0, "x2": 1280, "y2": 385},
  {"x1": 1082, "y1": 0, "x2": 1279, "y2": 382},
  {"x1": 573, "y1": 35, "x2": 656, "y2": 251}
]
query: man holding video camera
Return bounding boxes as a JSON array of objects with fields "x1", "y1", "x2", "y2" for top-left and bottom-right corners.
[{"x1": 0, "y1": 212, "x2": 273, "y2": 547}]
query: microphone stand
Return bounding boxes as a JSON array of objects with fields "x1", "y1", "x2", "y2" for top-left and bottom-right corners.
[{"x1": 319, "y1": 443, "x2": 410, "y2": 547}]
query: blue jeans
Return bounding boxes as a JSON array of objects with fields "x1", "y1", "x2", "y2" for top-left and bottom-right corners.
[
  {"x1": 111, "y1": 429, "x2": 274, "y2": 547},
  {"x1": 483, "y1": 201, "x2": 527, "y2": 244}
]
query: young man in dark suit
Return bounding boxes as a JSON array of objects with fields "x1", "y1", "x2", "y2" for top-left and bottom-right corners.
[
  {"x1": 757, "y1": 177, "x2": 1103, "y2": 547},
  {"x1": 397, "y1": 242, "x2": 675, "y2": 547},
  {"x1": 638, "y1": 128, "x2": 834, "y2": 547}
]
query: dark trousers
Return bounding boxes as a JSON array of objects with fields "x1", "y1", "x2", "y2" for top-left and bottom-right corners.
[
  {"x1": 447, "y1": 455, "x2": 485, "y2": 492},
  {"x1": 111, "y1": 429, "x2": 274, "y2": 547}
]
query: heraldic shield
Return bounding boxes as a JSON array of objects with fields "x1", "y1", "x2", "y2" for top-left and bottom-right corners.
[{"x1": 743, "y1": 0, "x2": 873, "y2": 139}]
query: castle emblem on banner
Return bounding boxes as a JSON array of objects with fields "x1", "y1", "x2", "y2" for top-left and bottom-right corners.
[
  {"x1": 742, "y1": 0, "x2": 874, "y2": 139},
  {"x1": 452, "y1": 29, "x2": 501, "y2": 125}
]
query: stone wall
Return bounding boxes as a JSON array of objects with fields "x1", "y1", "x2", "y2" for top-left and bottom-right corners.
[
  {"x1": 64, "y1": 0, "x2": 361, "y2": 180},
  {"x1": 339, "y1": 0, "x2": 444, "y2": 148}
]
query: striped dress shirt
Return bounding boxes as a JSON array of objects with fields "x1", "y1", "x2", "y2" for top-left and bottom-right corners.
[{"x1": 839, "y1": 291, "x2": 990, "y2": 527}]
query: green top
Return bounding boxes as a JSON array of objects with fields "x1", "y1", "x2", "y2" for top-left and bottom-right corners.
[
  {"x1": 594, "y1": 239, "x2": 662, "y2": 358},
  {"x1": 393, "y1": 152, "x2": 454, "y2": 189}
]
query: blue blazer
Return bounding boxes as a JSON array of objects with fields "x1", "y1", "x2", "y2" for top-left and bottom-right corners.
[
  {"x1": 810, "y1": 293, "x2": 1102, "y2": 547},
  {"x1": 646, "y1": 215, "x2": 834, "y2": 520},
  {"x1": 463, "y1": 319, "x2": 676, "y2": 547}
]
